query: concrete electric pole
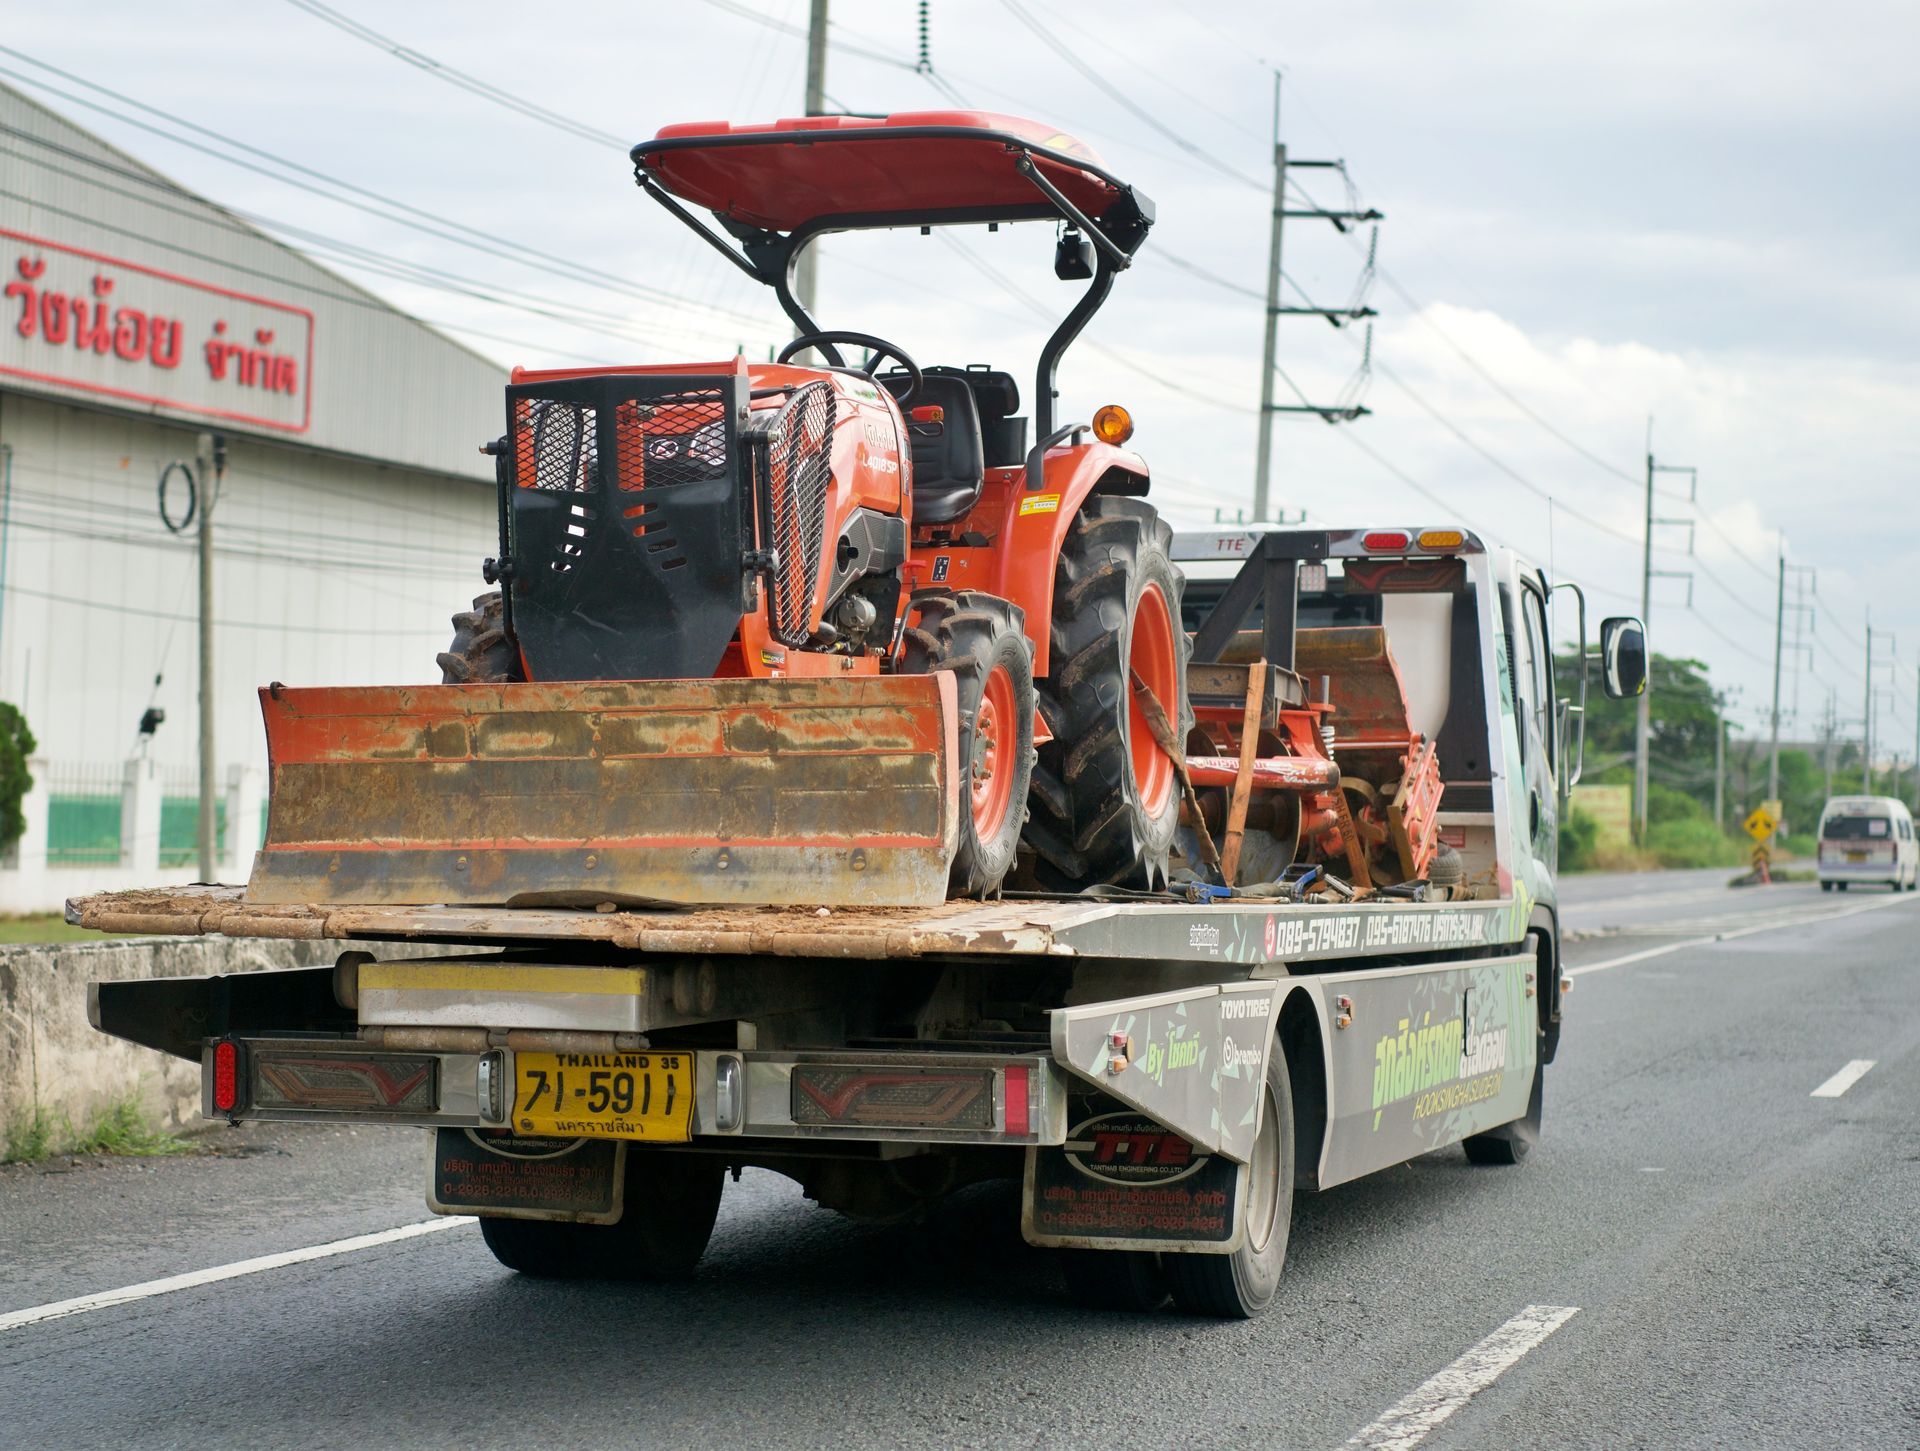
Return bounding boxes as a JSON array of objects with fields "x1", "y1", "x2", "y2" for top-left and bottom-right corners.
[
  {"x1": 1251, "y1": 75, "x2": 1379, "y2": 522},
  {"x1": 1864, "y1": 620, "x2": 1875, "y2": 794},
  {"x1": 1768, "y1": 543, "x2": 1784, "y2": 804},
  {"x1": 793, "y1": 0, "x2": 829, "y2": 323},
  {"x1": 195, "y1": 432, "x2": 226, "y2": 882},
  {"x1": 1636, "y1": 433, "x2": 1696, "y2": 841}
]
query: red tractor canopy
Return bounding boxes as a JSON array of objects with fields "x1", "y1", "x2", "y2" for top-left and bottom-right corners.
[
  {"x1": 629, "y1": 110, "x2": 1156, "y2": 444},
  {"x1": 637, "y1": 111, "x2": 1139, "y2": 235}
]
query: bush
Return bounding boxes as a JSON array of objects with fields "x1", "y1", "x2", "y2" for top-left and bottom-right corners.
[
  {"x1": 1645, "y1": 817, "x2": 1748, "y2": 869},
  {"x1": 1558, "y1": 807, "x2": 1600, "y2": 871},
  {"x1": 0, "y1": 700, "x2": 34, "y2": 851}
]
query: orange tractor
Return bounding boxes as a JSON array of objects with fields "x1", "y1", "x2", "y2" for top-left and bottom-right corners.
[
  {"x1": 248, "y1": 113, "x2": 1435, "y2": 910},
  {"x1": 252, "y1": 112, "x2": 1199, "y2": 908}
]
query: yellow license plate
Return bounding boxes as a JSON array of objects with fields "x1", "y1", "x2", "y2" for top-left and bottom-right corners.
[
  {"x1": 1847, "y1": 851, "x2": 1867, "y2": 862},
  {"x1": 512, "y1": 1051, "x2": 694, "y2": 1142}
]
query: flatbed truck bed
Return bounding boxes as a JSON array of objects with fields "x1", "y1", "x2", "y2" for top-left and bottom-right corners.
[{"x1": 67, "y1": 882, "x2": 1533, "y2": 968}]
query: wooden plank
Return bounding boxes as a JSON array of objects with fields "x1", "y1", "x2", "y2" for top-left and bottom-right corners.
[{"x1": 1219, "y1": 660, "x2": 1267, "y2": 884}]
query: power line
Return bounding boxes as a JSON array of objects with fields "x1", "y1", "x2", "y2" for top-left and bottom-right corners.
[
  {"x1": 2, "y1": 580, "x2": 449, "y2": 637},
  {"x1": 281, "y1": 0, "x2": 627, "y2": 148},
  {"x1": 0, "y1": 48, "x2": 770, "y2": 330},
  {"x1": 994, "y1": 0, "x2": 1267, "y2": 192}
]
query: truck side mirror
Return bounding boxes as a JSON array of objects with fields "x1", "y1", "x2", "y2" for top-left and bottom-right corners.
[{"x1": 1599, "y1": 617, "x2": 1647, "y2": 699}]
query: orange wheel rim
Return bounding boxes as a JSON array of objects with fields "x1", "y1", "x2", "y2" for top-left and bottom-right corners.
[
  {"x1": 971, "y1": 663, "x2": 1017, "y2": 840},
  {"x1": 1127, "y1": 580, "x2": 1177, "y2": 816}
]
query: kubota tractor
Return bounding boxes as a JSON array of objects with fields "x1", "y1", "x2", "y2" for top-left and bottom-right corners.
[{"x1": 269, "y1": 112, "x2": 1188, "y2": 907}]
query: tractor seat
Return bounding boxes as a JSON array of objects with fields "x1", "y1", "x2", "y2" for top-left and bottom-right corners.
[{"x1": 881, "y1": 371, "x2": 984, "y2": 525}]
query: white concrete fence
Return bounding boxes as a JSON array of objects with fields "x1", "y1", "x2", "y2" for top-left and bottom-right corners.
[{"x1": 2, "y1": 755, "x2": 264, "y2": 915}]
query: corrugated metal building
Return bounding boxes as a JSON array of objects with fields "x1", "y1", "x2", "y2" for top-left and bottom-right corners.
[
  {"x1": 0, "y1": 84, "x2": 510, "y2": 890},
  {"x1": 0, "y1": 79, "x2": 508, "y2": 874}
]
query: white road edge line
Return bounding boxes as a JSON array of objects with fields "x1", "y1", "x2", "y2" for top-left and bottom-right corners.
[
  {"x1": 1565, "y1": 888, "x2": 1920, "y2": 978},
  {"x1": 0, "y1": 1216, "x2": 474, "y2": 1334},
  {"x1": 1344, "y1": 1304, "x2": 1579, "y2": 1450},
  {"x1": 1811, "y1": 1059, "x2": 1876, "y2": 1098}
]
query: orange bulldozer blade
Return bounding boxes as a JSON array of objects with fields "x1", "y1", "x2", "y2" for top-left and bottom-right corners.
[{"x1": 245, "y1": 675, "x2": 961, "y2": 909}]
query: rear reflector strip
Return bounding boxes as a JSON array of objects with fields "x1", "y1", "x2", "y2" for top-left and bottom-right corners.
[
  {"x1": 212, "y1": 1041, "x2": 238, "y2": 1112},
  {"x1": 789, "y1": 1065, "x2": 995, "y2": 1129},
  {"x1": 251, "y1": 1053, "x2": 438, "y2": 1114},
  {"x1": 1003, "y1": 1065, "x2": 1030, "y2": 1137}
]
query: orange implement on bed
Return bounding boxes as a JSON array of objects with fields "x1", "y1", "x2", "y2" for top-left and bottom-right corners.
[{"x1": 245, "y1": 675, "x2": 961, "y2": 909}]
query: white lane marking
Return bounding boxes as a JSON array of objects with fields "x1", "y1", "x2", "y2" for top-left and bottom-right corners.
[
  {"x1": 0, "y1": 1217, "x2": 473, "y2": 1333},
  {"x1": 1811, "y1": 1060, "x2": 1876, "y2": 1098},
  {"x1": 1345, "y1": 1304, "x2": 1579, "y2": 1450},
  {"x1": 1565, "y1": 889, "x2": 1920, "y2": 978}
]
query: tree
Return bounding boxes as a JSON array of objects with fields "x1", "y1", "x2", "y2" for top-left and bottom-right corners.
[{"x1": 0, "y1": 701, "x2": 35, "y2": 851}]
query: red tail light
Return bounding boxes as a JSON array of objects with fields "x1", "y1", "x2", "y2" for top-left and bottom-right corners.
[
  {"x1": 1362, "y1": 531, "x2": 1410, "y2": 551},
  {"x1": 1003, "y1": 1065, "x2": 1030, "y2": 1137},
  {"x1": 212, "y1": 1040, "x2": 239, "y2": 1112}
]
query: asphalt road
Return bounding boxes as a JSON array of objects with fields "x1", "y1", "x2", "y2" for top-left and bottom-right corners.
[{"x1": 3, "y1": 870, "x2": 1915, "y2": 1449}]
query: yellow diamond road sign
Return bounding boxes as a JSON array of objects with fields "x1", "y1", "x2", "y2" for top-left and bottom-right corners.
[{"x1": 1744, "y1": 805, "x2": 1778, "y2": 842}]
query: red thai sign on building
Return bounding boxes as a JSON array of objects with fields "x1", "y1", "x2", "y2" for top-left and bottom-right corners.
[{"x1": 1, "y1": 227, "x2": 314, "y2": 434}]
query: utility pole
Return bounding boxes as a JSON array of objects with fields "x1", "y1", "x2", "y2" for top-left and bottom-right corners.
[
  {"x1": 1637, "y1": 432, "x2": 1696, "y2": 841},
  {"x1": 1767, "y1": 541, "x2": 1785, "y2": 804},
  {"x1": 1250, "y1": 74, "x2": 1379, "y2": 522},
  {"x1": 195, "y1": 432, "x2": 225, "y2": 881},
  {"x1": 793, "y1": 0, "x2": 829, "y2": 322},
  {"x1": 1714, "y1": 706, "x2": 1726, "y2": 829},
  {"x1": 1822, "y1": 691, "x2": 1836, "y2": 802},
  {"x1": 1251, "y1": 71, "x2": 1287, "y2": 524},
  {"x1": 1863, "y1": 619, "x2": 1874, "y2": 794}
]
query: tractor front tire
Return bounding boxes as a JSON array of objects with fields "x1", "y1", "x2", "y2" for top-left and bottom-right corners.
[
  {"x1": 438, "y1": 590, "x2": 520, "y2": 684},
  {"x1": 1027, "y1": 497, "x2": 1192, "y2": 890},
  {"x1": 900, "y1": 591, "x2": 1037, "y2": 899}
]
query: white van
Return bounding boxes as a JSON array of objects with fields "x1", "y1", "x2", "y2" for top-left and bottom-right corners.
[{"x1": 1816, "y1": 795, "x2": 1918, "y2": 891}]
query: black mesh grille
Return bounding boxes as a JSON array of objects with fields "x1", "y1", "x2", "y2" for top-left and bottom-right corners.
[
  {"x1": 760, "y1": 381, "x2": 837, "y2": 645},
  {"x1": 612, "y1": 393, "x2": 728, "y2": 575},
  {"x1": 513, "y1": 398, "x2": 599, "y2": 575},
  {"x1": 502, "y1": 373, "x2": 752, "y2": 682}
]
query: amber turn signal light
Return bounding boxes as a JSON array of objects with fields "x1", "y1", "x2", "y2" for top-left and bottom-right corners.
[{"x1": 1092, "y1": 403, "x2": 1133, "y2": 445}]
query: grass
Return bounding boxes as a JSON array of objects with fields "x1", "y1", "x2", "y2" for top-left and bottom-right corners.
[
  {"x1": 3, "y1": 1105, "x2": 58, "y2": 1164},
  {"x1": 3, "y1": 1093, "x2": 191, "y2": 1164},
  {"x1": 0, "y1": 914, "x2": 132, "y2": 944}
]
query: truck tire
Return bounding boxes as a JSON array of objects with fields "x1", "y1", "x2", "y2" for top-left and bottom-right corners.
[
  {"x1": 437, "y1": 591, "x2": 520, "y2": 684},
  {"x1": 1164, "y1": 1042, "x2": 1294, "y2": 1319},
  {"x1": 1465, "y1": 1057, "x2": 1544, "y2": 1165},
  {"x1": 1027, "y1": 497, "x2": 1192, "y2": 890},
  {"x1": 900, "y1": 591, "x2": 1037, "y2": 898},
  {"x1": 479, "y1": 1151, "x2": 724, "y2": 1281},
  {"x1": 1058, "y1": 1249, "x2": 1169, "y2": 1312}
]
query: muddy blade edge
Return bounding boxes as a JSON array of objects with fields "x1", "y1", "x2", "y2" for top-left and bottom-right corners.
[{"x1": 244, "y1": 675, "x2": 961, "y2": 908}]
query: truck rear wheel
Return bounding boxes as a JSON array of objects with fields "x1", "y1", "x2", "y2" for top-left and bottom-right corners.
[
  {"x1": 1058, "y1": 1249, "x2": 1169, "y2": 1312},
  {"x1": 1164, "y1": 1043, "x2": 1294, "y2": 1319},
  {"x1": 1027, "y1": 497, "x2": 1192, "y2": 890},
  {"x1": 900, "y1": 591, "x2": 1036, "y2": 898},
  {"x1": 479, "y1": 1151, "x2": 724, "y2": 1281},
  {"x1": 437, "y1": 590, "x2": 521, "y2": 684}
]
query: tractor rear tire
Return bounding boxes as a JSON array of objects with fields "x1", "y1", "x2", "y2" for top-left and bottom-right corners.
[
  {"x1": 479, "y1": 1151, "x2": 724, "y2": 1281},
  {"x1": 438, "y1": 590, "x2": 520, "y2": 684},
  {"x1": 900, "y1": 591, "x2": 1037, "y2": 898},
  {"x1": 1027, "y1": 497, "x2": 1192, "y2": 890}
]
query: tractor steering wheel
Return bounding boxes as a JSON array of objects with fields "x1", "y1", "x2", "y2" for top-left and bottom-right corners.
[{"x1": 777, "y1": 331, "x2": 923, "y2": 406}]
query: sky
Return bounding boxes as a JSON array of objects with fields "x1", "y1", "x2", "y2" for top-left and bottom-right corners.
[{"x1": 2, "y1": 0, "x2": 1916, "y2": 758}]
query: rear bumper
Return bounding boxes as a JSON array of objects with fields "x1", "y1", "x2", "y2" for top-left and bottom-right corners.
[
  {"x1": 1815, "y1": 859, "x2": 1903, "y2": 882},
  {"x1": 204, "y1": 1037, "x2": 1067, "y2": 1149}
]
